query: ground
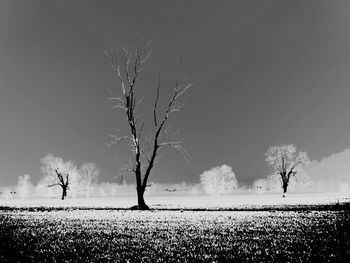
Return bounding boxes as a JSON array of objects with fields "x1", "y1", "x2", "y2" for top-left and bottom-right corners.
[{"x1": 1, "y1": 194, "x2": 349, "y2": 262}]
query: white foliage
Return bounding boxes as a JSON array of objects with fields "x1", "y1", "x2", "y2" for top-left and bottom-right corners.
[
  {"x1": 34, "y1": 183, "x2": 57, "y2": 198},
  {"x1": 200, "y1": 164, "x2": 238, "y2": 196},
  {"x1": 305, "y1": 148, "x2": 350, "y2": 194},
  {"x1": 289, "y1": 170, "x2": 311, "y2": 191},
  {"x1": 265, "y1": 144, "x2": 310, "y2": 175},
  {"x1": 91, "y1": 182, "x2": 136, "y2": 197},
  {"x1": 79, "y1": 163, "x2": 100, "y2": 198},
  {"x1": 266, "y1": 174, "x2": 282, "y2": 192},
  {"x1": 189, "y1": 184, "x2": 204, "y2": 195},
  {"x1": 266, "y1": 170, "x2": 311, "y2": 193},
  {"x1": 16, "y1": 174, "x2": 33, "y2": 199}
]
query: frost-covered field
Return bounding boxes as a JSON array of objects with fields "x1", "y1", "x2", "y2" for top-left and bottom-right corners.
[
  {"x1": 1, "y1": 193, "x2": 349, "y2": 210},
  {"x1": 1, "y1": 194, "x2": 349, "y2": 262},
  {"x1": 1, "y1": 208, "x2": 349, "y2": 262}
]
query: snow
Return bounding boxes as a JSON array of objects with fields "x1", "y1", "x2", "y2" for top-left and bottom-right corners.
[{"x1": 0, "y1": 193, "x2": 348, "y2": 210}]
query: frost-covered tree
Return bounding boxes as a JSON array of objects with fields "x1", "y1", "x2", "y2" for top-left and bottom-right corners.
[
  {"x1": 80, "y1": 163, "x2": 100, "y2": 198},
  {"x1": 104, "y1": 41, "x2": 192, "y2": 210},
  {"x1": 265, "y1": 144, "x2": 310, "y2": 197},
  {"x1": 16, "y1": 174, "x2": 33, "y2": 199},
  {"x1": 40, "y1": 154, "x2": 79, "y2": 200},
  {"x1": 200, "y1": 165, "x2": 238, "y2": 196},
  {"x1": 267, "y1": 171, "x2": 311, "y2": 194}
]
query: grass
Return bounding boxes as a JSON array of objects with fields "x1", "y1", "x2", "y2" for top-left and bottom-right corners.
[{"x1": 1, "y1": 202, "x2": 349, "y2": 262}]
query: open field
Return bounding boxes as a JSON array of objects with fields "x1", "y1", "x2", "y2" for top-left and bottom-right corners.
[
  {"x1": 1, "y1": 194, "x2": 349, "y2": 262},
  {"x1": 1, "y1": 193, "x2": 349, "y2": 210}
]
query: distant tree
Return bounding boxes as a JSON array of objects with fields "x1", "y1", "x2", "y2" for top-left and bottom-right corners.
[
  {"x1": 80, "y1": 163, "x2": 100, "y2": 198},
  {"x1": 200, "y1": 165, "x2": 238, "y2": 196},
  {"x1": 104, "y1": 41, "x2": 192, "y2": 210},
  {"x1": 16, "y1": 174, "x2": 33, "y2": 199},
  {"x1": 40, "y1": 154, "x2": 79, "y2": 200},
  {"x1": 265, "y1": 144, "x2": 310, "y2": 197}
]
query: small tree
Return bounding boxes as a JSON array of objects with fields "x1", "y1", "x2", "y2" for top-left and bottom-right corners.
[
  {"x1": 80, "y1": 163, "x2": 100, "y2": 198},
  {"x1": 104, "y1": 41, "x2": 192, "y2": 210},
  {"x1": 265, "y1": 144, "x2": 310, "y2": 197},
  {"x1": 40, "y1": 154, "x2": 79, "y2": 200},
  {"x1": 200, "y1": 164, "x2": 238, "y2": 196}
]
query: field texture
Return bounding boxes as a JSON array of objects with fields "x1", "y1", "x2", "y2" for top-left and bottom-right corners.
[{"x1": 1, "y1": 205, "x2": 349, "y2": 262}]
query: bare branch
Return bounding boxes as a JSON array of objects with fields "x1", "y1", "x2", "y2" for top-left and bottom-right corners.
[
  {"x1": 138, "y1": 122, "x2": 145, "y2": 139},
  {"x1": 124, "y1": 53, "x2": 133, "y2": 88},
  {"x1": 135, "y1": 97, "x2": 144, "y2": 107},
  {"x1": 174, "y1": 145, "x2": 192, "y2": 163},
  {"x1": 159, "y1": 141, "x2": 191, "y2": 163},
  {"x1": 159, "y1": 141, "x2": 183, "y2": 147},
  {"x1": 109, "y1": 96, "x2": 125, "y2": 103},
  {"x1": 48, "y1": 183, "x2": 61, "y2": 188},
  {"x1": 139, "y1": 40, "x2": 152, "y2": 66},
  {"x1": 103, "y1": 48, "x2": 126, "y2": 95},
  {"x1": 153, "y1": 152, "x2": 165, "y2": 166},
  {"x1": 116, "y1": 159, "x2": 135, "y2": 184},
  {"x1": 170, "y1": 101, "x2": 185, "y2": 113},
  {"x1": 153, "y1": 73, "x2": 162, "y2": 127},
  {"x1": 140, "y1": 49, "x2": 152, "y2": 65},
  {"x1": 107, "y1": 134, "x2": 133, "y2": 148},
  {"x1": 175, "y1": 82, "x2": 193, "y2": 100},
  {"x1": 141, "y1": 148, "x2": 151, "y2": 163}
]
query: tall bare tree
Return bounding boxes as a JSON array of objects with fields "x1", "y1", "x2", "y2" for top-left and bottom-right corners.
[
  {"x1": 265, "y1": 144, "x2": 310, "y2": 197},
  {"x1": 104, "y1": 42, "x2": 192, "y2": 210}
]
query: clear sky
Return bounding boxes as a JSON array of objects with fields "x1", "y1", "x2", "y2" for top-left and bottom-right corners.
[{"x1": 1, "y1": 0, "x2": 350, "y2": 186}]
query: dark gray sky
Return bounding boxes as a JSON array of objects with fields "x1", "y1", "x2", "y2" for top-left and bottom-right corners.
[{"x1": 1, "y1": 0, "x2": 350, "y2": 186}]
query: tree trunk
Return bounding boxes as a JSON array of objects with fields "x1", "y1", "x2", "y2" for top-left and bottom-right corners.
[
  {"x1": 136, "y1": 187, "x2": 149, "y2": 210},
  {"x1": 133, "y1": 164, "x2": 149, "y2": 210},
  {"x1": 282, "y1": 183, "x2": 288, "y2": 198},
  {"x1": 61, "y1": 186, "x2": 67, "y2": 200}
]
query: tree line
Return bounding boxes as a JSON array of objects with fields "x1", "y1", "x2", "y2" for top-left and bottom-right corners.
[
  {"x1": 1, "y1": 41, "x2": 310, "y2": 208},
  {"x1": 1, "y1": 144, "x2": 309, "y2": 201}
]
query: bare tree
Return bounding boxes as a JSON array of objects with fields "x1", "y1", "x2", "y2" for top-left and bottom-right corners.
[
  {"x1": 104, "y1": 41, "x2": 192, "y2": 210},
  {"x1": 265, "y1": 144, "x2": 310, "y2": 197},
  {"x1": 52, "y1": 169, "x2": 70, "y2": 200},
  {"x1": 40, "y1": 154, "x2": 79, "y2": 200},
  {"x1": 80, "y1": 162, "x2": 100, "y2": 198}
]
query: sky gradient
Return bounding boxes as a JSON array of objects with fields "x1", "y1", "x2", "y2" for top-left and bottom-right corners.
[{"x1": 1, "y1": 0, "x2": 350, "y2": 187}]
